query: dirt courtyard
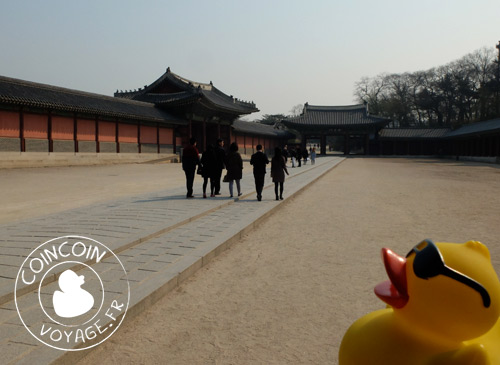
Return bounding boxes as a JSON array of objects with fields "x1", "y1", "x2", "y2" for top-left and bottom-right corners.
[{"x1": 77, "y1": 158, "x2": 500, "y2": 364}]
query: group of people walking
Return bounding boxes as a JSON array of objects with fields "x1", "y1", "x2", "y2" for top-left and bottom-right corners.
[
  {"x1": 283, "y1": 145, "x2": 316, "y2": 168},
  {"x1": 181, "y1": 138, "x2": 292, "y2": 201}
]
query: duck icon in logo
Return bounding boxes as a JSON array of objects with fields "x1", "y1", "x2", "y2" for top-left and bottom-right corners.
[{"x1": 53, "y1": 269, "x2": 94, "y2": 318}]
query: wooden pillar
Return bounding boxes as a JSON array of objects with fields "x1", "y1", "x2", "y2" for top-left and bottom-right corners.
[
  {"x1": 20, "y1": 107, "x2": 25, "y2": 152},
  {"x1": 137, "y1": 121, "x2": 141, "y2": 153},
  {"x1": 243, "y1": 134, "x2": 246, "y2": 154},
  {"x1": 95, "y1": 116, "x2": 100, "y2": 153},
  {"x1": 115, "y1": 120, "x2": 119, "y2": 153},
  {"x1": 320, "y1": 134, "x2": 326, "y2": 155},
  {"x1": 365, "y1": 134, "x2": 370, "y2": 155},
  {"x1": 173, "y1": 126, "x2": 177, "y2": 154},
  {"x1": 156, "y1": 123, "x2": 160, "y2": 154},
  {"x1": 344, "y1": 133, "x2": 349, "y2": 155},
  {"x1": 48, "y1": 110, "x2": 53, "y2": 153},
  {"x1": 188, "y1": 118, "x2": 192, "y2": 138},
  {"x1": 217, "y1": 121, "x2": 221, "y2": 138},
  {"x1": 74, "y1": 113, "x2": 79, "y2": 153}
]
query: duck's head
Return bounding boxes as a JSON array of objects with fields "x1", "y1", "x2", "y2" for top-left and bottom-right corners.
[{"x1": 375, "y1": 239, "x2": 500, "y2": 342}]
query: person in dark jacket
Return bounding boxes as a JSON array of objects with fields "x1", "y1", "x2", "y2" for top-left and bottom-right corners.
[
  {"x1": 213, "y1": 138, "x2": 226, "y2": 195},
  {"x1": 250, "y1": 144, "x2": 269, "y2": 201},
  {"x1": 296, "y1": 147, "x2": 302, "y2": 167},
  {"x1": 302, "y1": 147, "x2": 309, "y2": 165},
  {"x1": 200, "y1": 144, "x2": 217, "y2": 198},
  {"x1": 270, "y1": 147, "x2": 289, "y2": 200},
  {"x1": 181, "y1": 137, "x2": 200, "y2": 198},
  {"x1": 282, "y1": 145, "x2": 289, "y2": 164},
  {"x1": 226, "y1": 142, "x2": 243, "y2": 197}
]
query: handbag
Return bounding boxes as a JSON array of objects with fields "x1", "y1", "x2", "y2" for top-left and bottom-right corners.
[
  {"x1": 197, "y1": 167, "x2": 203, "y2": 175},
  {"x1": 223, "y1": 174, "x2": 229, "y2": 182}
]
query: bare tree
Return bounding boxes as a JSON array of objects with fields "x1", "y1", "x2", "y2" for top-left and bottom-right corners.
[
  {"x1": 354, "y1": 45, "x2": 500, "y2": 127},
  {"x1": 289, "y1": 104, "x2": 304, "y2": 116}
]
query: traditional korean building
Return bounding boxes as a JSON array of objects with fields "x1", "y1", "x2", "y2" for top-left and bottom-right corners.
[
  {"x1": 231, "y1": 119, "x2": 294, "y2": 156},
  {"x1": 282, "y1": 103, "x2": 391, "y2": 155},
  {"x1": 0, "y1": 69, "x2": 267, "y2": 165},
  {"x1": 115, "y1": 67, "x2": 259, "y2": 152},
  {"x1": 377, "y1": 128, "x2": 451, "y2": 155},
  {"x1": 445, "y1": 118, "x2": 500, "y2": 159},
  {"x1": 0, "y1": 75, "x2": 184, "y2": 155}
]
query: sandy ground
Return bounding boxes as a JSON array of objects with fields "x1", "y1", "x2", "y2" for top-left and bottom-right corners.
[
  {"x1": 0, "y1": 161, "x2": 252, "y2": 225},
  {"x1": 69, "y1": 157, "x2": 500, "y2": 365}
]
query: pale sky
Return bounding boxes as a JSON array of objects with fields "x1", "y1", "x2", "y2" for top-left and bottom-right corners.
[{"x1": 1, "y1": 0, "x2": 499, "y2": 120}]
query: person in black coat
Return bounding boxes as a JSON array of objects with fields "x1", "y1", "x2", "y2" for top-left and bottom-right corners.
[
  {"x1": 213, "y1": 138, "x2": 226, "y2": 195},
  {"x1": 302, "y1": 147, "x2": 309, "y2": 165},
  {"x1": 181, "y1": 137, "x2": 200, "y2": 198},
  {"x1": 226, "y1": 142, "x2": 243, "y2": 197},
  {"x1": 296, "y1": 146, "x2": 302, "y2": 167},
  {"x1": 270, "y1": 147, "x2": 289, "y2": 200},
  {"x1": 250, "y1": 144, "x2": 269, "y2": 201},
  {"x1": 200, "y1": 144, "x2": 217, "y2": 198}
]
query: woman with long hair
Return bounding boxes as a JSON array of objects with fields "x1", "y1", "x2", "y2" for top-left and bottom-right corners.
[
  {"x1": 270, "y1": 147, "x2": 289, "y2": 200},
  {"x1": 200, "y1": 144, "x2": 217, "y2": 198},
  {"x1": 226, "y1": 142, "x2": 243, "y2": 198}
]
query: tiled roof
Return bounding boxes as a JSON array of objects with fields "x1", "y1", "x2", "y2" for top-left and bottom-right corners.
[
  {"x1": 232, "y1": 119, "x2": 294, "y2": 138},
  {"x1": 115, "y1": 69, "x2": 259, "y2": 116},
  {"x1": 379, "y1": 128, "x2": 451, "y2": 139},
  {"x1": 445, "y1": 118, "x2": 500, "y2": 138},
  {"x1": 284, "y1": 103, "x2": 390, "y2": 128},
  {"x1": 0, "y1": 75, "x2": 184, "y2": 125}
]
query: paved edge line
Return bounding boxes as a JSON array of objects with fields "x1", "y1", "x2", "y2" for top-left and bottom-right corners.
[{"x1": 48, "y1": 158, "x2": 345, "y2": 365}]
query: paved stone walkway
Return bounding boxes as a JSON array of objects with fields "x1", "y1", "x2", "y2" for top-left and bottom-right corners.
[{"x1": 0, "y1": 156, "x2": 344, "y2": 364}]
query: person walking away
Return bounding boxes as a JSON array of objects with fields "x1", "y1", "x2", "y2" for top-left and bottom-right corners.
[
  {"x1": 226, "y1": 142, "x2": 243, "y2": 198},
  {"x1": 200, "y1": 144, "x2": 217, "y2": 198},
  {"x1": 270, "y1": 147, "x2": 289, "y2": 201},
  {"x1": 302, "y1": 147, "x2": 309, "y2": 165},
  {"x1": 296, "y1": 147, "x2": 302, "y2": 167},
  {"x1": 182, "y1": 137, "x2": 200, "y2": 198},
  {"x1": 311, "y1": 147, "x2": 317, "y2": 165},
  {"x1": 213, "y1": 138, "x2": 226, "y2": 195},
  {"x1": 290, "y1": 147, "x2": 296, "y2": 168},
  {"x1": 282, "y1": 145, "x2": 289, "y2": 164},
  {"x1": 250, "y1": 144, "x2": 269, "y2": 201}
]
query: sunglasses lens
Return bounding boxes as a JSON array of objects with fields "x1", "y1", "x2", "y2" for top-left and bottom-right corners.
[{"x1": 412, "y1": 240, "x2": 445, "y2": 279}]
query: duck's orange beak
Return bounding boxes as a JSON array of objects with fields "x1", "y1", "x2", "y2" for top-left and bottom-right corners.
[{"x1": 374, "y1": 248, "x2": 409, "y2": 308}]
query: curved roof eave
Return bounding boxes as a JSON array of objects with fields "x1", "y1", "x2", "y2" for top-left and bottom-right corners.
[{"x1": 0, "y1": 75, "x2": 185, "y2": 125}]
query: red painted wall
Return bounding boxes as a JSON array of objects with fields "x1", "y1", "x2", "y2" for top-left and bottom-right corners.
[
  {"x1": 77, "y1": 119, "x2": 95, "y2": 141},
  {"x1": 98, "y1": 121, "x2": 116, "y2": 142},
  {"x1": 0, "y1": 110, "x2": 19, "y2": 138},
  {"x1": 140, "y1": 125, "x2": 157, "y2": 144},
  {"x1": 159, "y1": 128, "x2": 173, "y2": 144},
  {"x1": 24, "y1": 113, "x2": 48, "y2": 139},
  {"x1": 52, "y1": 116, "x2": 74, "y2": 140},
  {"x1": 118, "y1": 123, "x2": 138, "y2": 143}
]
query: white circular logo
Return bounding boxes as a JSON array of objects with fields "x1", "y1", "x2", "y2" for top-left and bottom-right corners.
[{"x1": 15, "y1": 236, "x2": 130, "y2": 351}]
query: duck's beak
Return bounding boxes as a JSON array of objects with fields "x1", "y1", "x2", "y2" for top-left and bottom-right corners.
[{"x1": 374, "y1": 248, "x2": 409, "y2": 308}]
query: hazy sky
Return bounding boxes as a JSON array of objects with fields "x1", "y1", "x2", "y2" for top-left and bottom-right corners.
[{"x1": 1, "y1": 0, "x2": 499, "y2": 120}]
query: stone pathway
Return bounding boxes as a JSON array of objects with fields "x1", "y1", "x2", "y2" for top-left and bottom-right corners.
[{"x1": 0, "y1": 156, "x2": 344, "y2": 364}]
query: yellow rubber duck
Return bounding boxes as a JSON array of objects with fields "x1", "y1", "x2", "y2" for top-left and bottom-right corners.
[{"x1": 339, "y1": 239, "x2": 500, "y2": 364}]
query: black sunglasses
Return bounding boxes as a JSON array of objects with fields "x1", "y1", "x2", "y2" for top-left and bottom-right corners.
[{"x1": 406, "y1": 239, "x2": 490, "y2": 308}]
